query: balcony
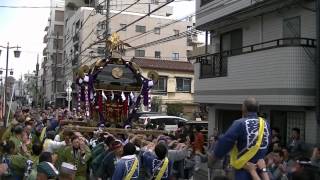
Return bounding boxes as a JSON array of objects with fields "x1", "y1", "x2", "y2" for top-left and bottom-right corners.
[
  {"x1": 193, "y1": 37, "x2": 316, "y2": 106},
  {"x1": 42, "y1": 47, "x2": 48, "y2": 56},
  {"x1": 43, "y1": 34, "x2": 48, "y2": 43},
  {"x1": 73, "y1": 33, "x2": 79, "y2": 43}
]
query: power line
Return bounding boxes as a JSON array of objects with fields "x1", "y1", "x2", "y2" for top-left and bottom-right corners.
[
  {"x1": 62, "y1": 0, "x2": 144, "y2": 68},
  {"x1": 0, "y1": 0, "x2": 193, "y2": 9},
  {"x1": 121, "y1": 0, "x2": 224, "y2": 43},
  {"x1": 128, "y1": 28, "x2": 201, "y2": 50},
  {"x1": 115, "y1": 0, "x2": 175, "y2": 32},
  {"x1": 0, "y1": 5, "x2": 62, "y2": 8},
  {"x1": 124, "y1": 13, "x2": 195, "y2": 43},
  {"x1": 109, "y1": 0, "x2": 142, "y2": 20}
]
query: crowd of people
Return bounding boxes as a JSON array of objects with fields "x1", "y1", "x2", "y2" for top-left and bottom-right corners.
[
  {"x1": 0, "y1": 97, "x2": 319, "y2": 180},
  {"x1": 0, "y1": 107, "x2": 208, "y2": 180}
]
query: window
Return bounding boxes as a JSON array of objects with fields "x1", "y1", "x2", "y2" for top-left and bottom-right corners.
[
  {"x1": 174, "y1": 29, "x2": 179, "y2": 36},
  {"x1": 283, "y1": 16, "x2": 300, "y2": 44},
  {"x1": 53, "y1": 39, "x2": 63, "y2": 50},
  {"x1": 55, "y1": 10, "x2": 64, "y2": 21},
  {"x1": 135, "y1": 49, "x2": 145, "y2": 57},
  {"x1": 51, "y1": 53, "x2": 63, "y2": 64},
  {"x1": 54, "y1": 25, "x2": 64, "y2": 36},
  {"x1": 120, "y1": 24, "x2": 127, "y2": 31},
  {"x1": 176, "y1": 77, "x2": 191, "y2": 92},
  {"x1": 154, "y1": 27, "x2": 160, "y2": 35},
  {"x1": 155, "y1": 51, "x2": 161, "y2": 58},
  {"x1": 152, "y1": 76, "x2": 167, "y2": 93},
  {"x1": 151, "y1": 0, "x2": 159, "y2": 4},
  {"x1": 220, "y1": 29, "x2": 243, "y2": 55},
  {"x1": 136, "y1": 25, "x2": 146, "y2": 33},
  {"x1": 97, "y1": 47, "x2": 105, "y2": 55},
  {"x1": 97, "y1": 22, "x2": 106, "y2": 31},
  {"x1": 172, "y1": 52, "x2": 179, "y2": 60}
]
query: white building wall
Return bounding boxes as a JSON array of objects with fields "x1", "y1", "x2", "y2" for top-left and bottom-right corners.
[
  {"x1": 195, "y1": 47, "x2": 315, "y2": 106},
  {"x1": 196, "y1": 0, "x2": 258, "y2": 28}
]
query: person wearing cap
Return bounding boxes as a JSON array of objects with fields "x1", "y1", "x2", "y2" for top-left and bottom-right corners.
[
  {"x1": 112, "y1": 142, "x2": 139, "y2": 180},
  {"x1": 36, "y1": 152, "x2": 59, "y2": 180},
  {"x1": 60, "y1": 135, "x2": 91, "y2": 180},
  {"x1": 59, "y1": 162, "x2": 77, "y2": 180},
  {"x1": 96, "y1": 140, "x2": 123, "y2": 180},
  {"x1": 141, "y1": 143, "x2": 173, "y2": 180}
]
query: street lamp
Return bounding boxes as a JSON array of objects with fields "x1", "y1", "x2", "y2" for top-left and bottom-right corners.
[{"x1": 0, "y1": 42, "x2": 21, "y2": 127}]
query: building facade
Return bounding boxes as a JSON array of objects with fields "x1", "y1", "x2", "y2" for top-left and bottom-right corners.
[
  {"x1": 42, "y1": 0, "x2": 65, "y2": 107},
  {"x1": 191, "y1": 0, "x2": 319, "y2": 145},
  {"x1": 63, "y1": 2, "x2": 197, "y2": 116},
  {"x1": 132, "y1": 58, "x2": 196, "y2": 119}
]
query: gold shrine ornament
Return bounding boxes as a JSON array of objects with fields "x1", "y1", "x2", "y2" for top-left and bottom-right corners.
[
  {"x1": 109, "y1": 33, "x2": 121, "y2": 50},
  {"x1": 111, "y1": 67, "x2": 124, "y2": 79}
]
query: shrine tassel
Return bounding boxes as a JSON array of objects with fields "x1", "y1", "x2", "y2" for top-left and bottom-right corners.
[
  {"x1": 98, "y1": 91, "x2": 103, "y2": 112},
  {"x1": 77, "y1": 87, "x2": 81, "y2": 112},
  {"x1": 84, "y1": 85, "x2": 90, "y2": 118},
  {"x1": 123, "y1": 93, "x2": 129, "y2": 117}
]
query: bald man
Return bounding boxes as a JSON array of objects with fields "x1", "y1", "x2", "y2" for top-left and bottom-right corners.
[{"x1": 211, "y1": 97, "x2": 270, "y2": 180}]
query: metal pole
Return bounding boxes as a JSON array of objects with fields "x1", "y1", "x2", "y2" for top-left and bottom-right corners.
[
  {"x1": 36, "y1": 54, "x2": 39, "y2": 107},
  {"x1": 316, "y1": 0, "x2": 320, "y2": 140},
  {"x1": 4, "y1": 42, "x2": 9, "y2": 128},
  {"x1": 54, "y1": 33, "x2": 58, "y2": 107},
  {"x1": 205, "y1": 31, "x2": 208, "y2": 54},
  {"x1": 6, "y1": 83, "x2": 15, "y2": 127},
  {"x1": 68, "y1": 92, "x2": 71, "y2": 111},
  {"x1": 105, "y1": 0, "x2": 110, "y2": 60}
]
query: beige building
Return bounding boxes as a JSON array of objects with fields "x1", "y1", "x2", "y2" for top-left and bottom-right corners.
[
  {"x1": 63, "y1": 3, "x2": 198, "y2": 117},
  {"x1": 132, "y1": 58, "x2": 196, "y2": 119}
]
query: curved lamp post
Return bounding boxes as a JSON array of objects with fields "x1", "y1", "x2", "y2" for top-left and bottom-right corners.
[{"x1": 0, "y1": 43, "x2": 21, "y2": 127}]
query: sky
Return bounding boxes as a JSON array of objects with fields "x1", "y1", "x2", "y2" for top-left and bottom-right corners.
[{"x1": 0, "y1": 0, "x2": 195, "y2": 80}]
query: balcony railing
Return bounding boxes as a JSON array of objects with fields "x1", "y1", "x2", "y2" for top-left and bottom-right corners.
[
  {"x1": 200, "y1": 0, "x2": 215, "y2": 6},
  {"x1": 191, "y1": 37, "x2": 316, "y2": 79}
]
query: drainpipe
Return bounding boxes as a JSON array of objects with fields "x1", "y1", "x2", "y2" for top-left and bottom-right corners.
[{"x1": 205, "y1": 31, "x2": 208, "y2": 54}]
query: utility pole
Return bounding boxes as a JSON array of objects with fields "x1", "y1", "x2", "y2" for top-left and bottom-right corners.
[
  {"x1": 35, "y1": 54, "x2": 39, "y2": 108},
  {"x1": 54, "y1": 33, "x2": 58, "y2": 107},
  {"x1": 105, "y1": 0, "x2": 111, "y2": 60},
  {"x1": 316, "y1": 0, "x2": 320, "y2": 137}
]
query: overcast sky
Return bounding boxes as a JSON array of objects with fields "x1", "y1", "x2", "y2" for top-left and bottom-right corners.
[{"x1": 0, "y1": 0, "x2": 195, "y2": 80}]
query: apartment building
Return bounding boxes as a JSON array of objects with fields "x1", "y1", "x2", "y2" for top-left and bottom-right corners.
[
  {"x1": 190, "y1": 0, "x2": 319, "y2": 144},
  {"x1": 63, "y1": 3, "x2": 198, "y2": 118},
  {"x1": 42, "y1": 0, "x2": 65, "y2": 107}
]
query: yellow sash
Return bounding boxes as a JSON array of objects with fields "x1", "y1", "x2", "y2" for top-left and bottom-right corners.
[
  {"x1": 155, "y1": 157, "x2": 169, "y2": 180},
  {"x1": 124, "y1": 157, "x2": 138, "y2": 180},
  {"x1": 230, "y1": 117, "x2": 265, "y2": 169},
  {"x1": 40, "y1": 127, "x2": 47, "y2": 143}
]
